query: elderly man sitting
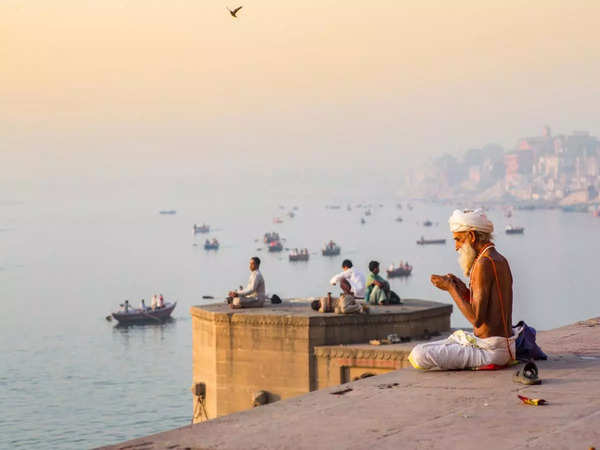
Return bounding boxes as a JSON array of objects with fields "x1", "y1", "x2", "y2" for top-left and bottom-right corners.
[
  {"x1": 409, "y1": 209, "x2": 516, "y2": 370},
  {"x1": 227, "y1": 256, "x2": 267, "y2": 309}
]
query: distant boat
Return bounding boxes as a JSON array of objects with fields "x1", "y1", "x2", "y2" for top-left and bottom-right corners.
[
  {"x1": 204, "y1": 239, "x2": 219, "y2": 250},
  {"x1": 112, "y1": 302, "x2": 176, "y2": 325},
  {"x1": 365, "y1": 210, "x2": 372, "y2": 216},
  {"x1": 505, "y1": 225, "x2": 525, "y2": 235},
  {"x1": 273, "y1": 217, "x2": 284, "y2": 224},
  {"x1": 193, "y1": 224, "x2": 210, "y2": 234},
  {"x1": 416, "y1": 237, "x2": 446, "y2": 245},
  {"x1": 361, "y1": 218, "x2": 366, "y2": 225},
  {"x1": 386, "y1": 266, "x2": 412, "y2": 278},
  {"x1": 159, "y1": 210, "x2": 176, "y2": 215},
  {"x1": 322, "y1": 242, "x2": 341, "y2": 256},
  {"x1": 288, "y1": 212, "x2": 295, "y2": 218},
  {"x1": 423, "y1": 220, "x2": 432, "y2": 227},
  {"x1": 396, "y1": 217, "x2": 403, "y2": 222},
  {"x1": 289, "y1": 251, "x2": 309, "y2": 261},
  {"x1": 264, "y1": 232, "x2": 280, "y2": 244},
  {"x1": 268, "y1": 241, "x2": 283, "y2": 252}
]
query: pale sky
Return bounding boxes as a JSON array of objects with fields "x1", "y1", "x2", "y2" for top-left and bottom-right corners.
[{"x1": 2, "y1": 0, "x2": 600, "y2": 183}]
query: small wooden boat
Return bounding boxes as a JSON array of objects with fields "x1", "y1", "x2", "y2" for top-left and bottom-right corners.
[
  {"x1": 360, "y1": 218, "x2": 366, "y2": 225},
  {"x1": 386, "y1": 266, "x2": 412, "y2": 278},
  {"x1": 204, "y1": 240, "x2": 219, "y2": 250},
  {"x1": 396, "y1": 217, "x2": 403, "y2": 222},
  {"x1": 112, "y1": 302, "x2": 176, "y2": 325},
  {"x1": 505, "y1": 225, "x2": 524, "y2": 235},
  {"x1": 423, "y1": 220, "x2": 432, "y2": 227},
  {"x1": 193, "y1": 224, "x2": 210, "y2": 234},
  {"x1": 289, "y1": 252, "x2": 309, "y2": 261},
  {"x1": 159, "y1": 210, "x2": 176, "y2": 215},
  {"x1": 322, "y1": 243, "x2": 341, "y2": 256},
  {"x1": 264, "y1": 232, "x2": 280, "y2": 244},
  {"x1": 268, "y1": 241, "x2": 283, "y2": 252},
  {"x1": 416, "y1": 238, "x2": 446, "y2": 245}
]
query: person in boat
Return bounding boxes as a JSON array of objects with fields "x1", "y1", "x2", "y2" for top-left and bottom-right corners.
[
  {"x1": 140, "y1": 298, "x2": 147, "y2": 311},
  {"x1": 227, "y1": 256, "x2": 267, "y2": 309},
  {"x1": 409, "y1": 209, "x2": 515, "y2": 370},
  {"x1": 158, "y1": 294, "x2": 164, "y2": 308},
  {"x1": 365, "y1": 261, "x2": 391, "y2": 305},
  {"x1": 121, "y1": 300, "x2": 131, "y2": 313},
  {"x1": 329, "y1": 259, "x2": 366, "y2": 298},
  {"x1": 388, "y1": 263, "x2": 395, "y2": 272},
  {"x1": 150, "y1": 294, "x2": 158, "y2": 311}
]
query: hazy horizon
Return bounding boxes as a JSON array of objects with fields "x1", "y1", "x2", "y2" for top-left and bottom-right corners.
[{"x1": 3, "y1": 0, "x2": 600, "y2": 186}]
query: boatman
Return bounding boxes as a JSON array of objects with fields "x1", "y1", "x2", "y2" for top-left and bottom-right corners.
[
  {"x1": 409, "y1": 209, "x2": 516, "y2": 370},
  {"x1": 228, "y1": 256, "x2": 267, "y2": 309}
]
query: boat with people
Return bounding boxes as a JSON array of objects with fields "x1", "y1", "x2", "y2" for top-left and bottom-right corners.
[
  {"x1": 112, "y1": 300, "x2": 176, "y2": 325},
  {"x1": 505, "y1": 225, "x2": 525, "y2": 235},
  {"x1": 322, "y1": 241, "x2": 341, "y2": 256},
  {"x1": 289, "y1": 248, "x2": 309, "y2": 261},
  {"x1": 268, "y1": 240, "x2": 283, "y2": 252},
  {"x1": 204, "y1": 238, "x2": 219, "y2": 250},
  {"x1": 423, "y1": 220, "x2": 432, "y2": 227},
  {"x1": 416, "y1": 237, "x2": 446, "y2": 245},
  {"x1": 264, "y1": 232, "x2": 280, "y2": 244},
  {"x1": 193, "y1": 224, "x2": 210, "y2": 234},
  {"x1": 386, "y1": 263, "x2": 413, "y2": 278}
]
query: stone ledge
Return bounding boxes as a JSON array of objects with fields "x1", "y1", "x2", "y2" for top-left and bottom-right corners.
[{"x1": 190, "y1": 299, "x2": 452, "y2": 328}]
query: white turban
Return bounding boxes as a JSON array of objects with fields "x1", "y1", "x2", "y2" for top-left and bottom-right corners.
[{"x1": 448, "y1": 209, "x2": 494, "y2": 234}]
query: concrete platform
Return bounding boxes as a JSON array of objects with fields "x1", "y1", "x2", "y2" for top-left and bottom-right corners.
[
  {"x1": 190, "y1": 299, "x2": 452, "y2": 420},
  {"x1": 102, "y1": 318, "x2": 600, "y2": 449}
]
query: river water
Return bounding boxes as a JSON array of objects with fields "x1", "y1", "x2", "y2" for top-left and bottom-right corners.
[{"x1": 2, "y1": 184, "x2": 598, "y2": 449}]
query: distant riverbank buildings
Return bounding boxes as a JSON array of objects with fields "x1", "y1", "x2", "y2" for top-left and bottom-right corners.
[{"x1": 408, "y1": 126, "x2": 600, "y2": 207}]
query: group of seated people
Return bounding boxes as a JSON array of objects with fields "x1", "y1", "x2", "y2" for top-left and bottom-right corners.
[
  {"x1": 290, "y1": 248, "x2": 309, "y2": 256},
  {"x1": 205, "y1": 238, "x2": 218, "y2": 246},
  {"x1": 224, "y1": 209, "x2": 522, "y2": 372},
  {"x1": 388, "y1": 260, "x2": 411, "y2": 272},
  {"x1": 120, "y1": 294, "x2": 164, "y2": 313}
]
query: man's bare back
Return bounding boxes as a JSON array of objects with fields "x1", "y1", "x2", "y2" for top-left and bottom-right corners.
[{"x1": 432, "y1": 246, "x2": 512, "y2": 339}]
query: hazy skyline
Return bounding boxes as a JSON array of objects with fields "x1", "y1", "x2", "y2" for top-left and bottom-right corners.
[{"x1": 3, "y1": 0, "x2": 600, "y2": 183}]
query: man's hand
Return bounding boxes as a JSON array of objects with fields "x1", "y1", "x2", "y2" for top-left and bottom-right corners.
[
  {"x1": 447, "y1": 274, "x2": 467, "y2": 291},
  {"x1": 228, "y1": 291, "x2": 239, "y2": 298},
  {"x1": 430, "y1": 274, "x2": 453, "y2": 291}
]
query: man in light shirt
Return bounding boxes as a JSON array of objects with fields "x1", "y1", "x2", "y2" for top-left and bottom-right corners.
[
  {"x1": 329, "y1": 259, "x2": 366, "y2": 298},
  {"x1": 228, "y1": 257, "x2": 267, "y2": 309}
]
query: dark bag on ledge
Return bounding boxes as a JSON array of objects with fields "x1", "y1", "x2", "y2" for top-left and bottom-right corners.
[{"x1": 514, "y1": 320, "x2": 548, "y2": 361}]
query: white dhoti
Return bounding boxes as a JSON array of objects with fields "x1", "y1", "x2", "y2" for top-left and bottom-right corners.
[
  {"x1": 232, "y1": 295, "x2": 266, "y2": 308},
  {"x1": 408, "y1": 330, "x2": 517, "y2": 370}
]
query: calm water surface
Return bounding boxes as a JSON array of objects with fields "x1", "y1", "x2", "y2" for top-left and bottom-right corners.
[{"x1": 2, "y1": 190, "x2": 598, "y2": 449}]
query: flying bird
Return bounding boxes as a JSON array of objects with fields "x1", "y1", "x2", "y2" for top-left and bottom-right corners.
[{"x1": 227, "y1": 6, "x2": 243, "y2": 18}]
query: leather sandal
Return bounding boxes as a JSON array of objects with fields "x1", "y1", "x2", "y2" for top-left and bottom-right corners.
[{"x1": 513, "y1": 361, "x2": 542, "y2": 385}]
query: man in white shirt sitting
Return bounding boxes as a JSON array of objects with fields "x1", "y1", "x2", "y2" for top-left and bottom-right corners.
[
  {"x1": 228, "y1": 257, "x2": 267, "y2": 309},
  {"x1": 329, "y1": 259, "x2": 366, "y2": 298}
]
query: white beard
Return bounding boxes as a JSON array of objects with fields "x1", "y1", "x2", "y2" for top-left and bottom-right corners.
[{"x1": 457, "y1": 241, "x2": 477, "y2": 277}]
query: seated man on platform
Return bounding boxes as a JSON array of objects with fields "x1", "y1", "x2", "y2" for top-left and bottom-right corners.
[
  {"x1": 227, "y1": 256, "x2": 267, "y2": 309},
  {"x1": 365, "y1": 260, "x2": 391, "y2": 305},
  {"x1": 409, "y1": 209, "x2": 515, "y2": 370},
  {"x1": 329, "y1": 259, "x2": 366, "y2": 298}
]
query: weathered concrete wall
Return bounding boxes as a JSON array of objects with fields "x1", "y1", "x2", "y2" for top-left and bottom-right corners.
[{"x1": 191, "y1": 299, "x2": 452, "y2": 419}]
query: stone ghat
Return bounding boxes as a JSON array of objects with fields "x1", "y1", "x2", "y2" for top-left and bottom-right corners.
[
  {"x1": 100, "y1": 318, "x2": 600, "y2": 450},
  {"x1": 190, "y1": 299, "x2": 452, "y2": 420}
]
